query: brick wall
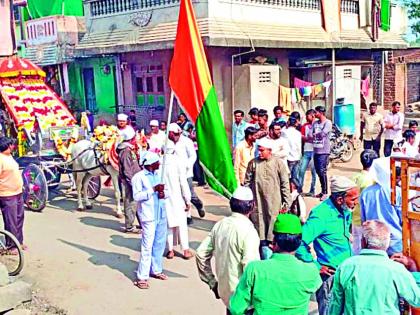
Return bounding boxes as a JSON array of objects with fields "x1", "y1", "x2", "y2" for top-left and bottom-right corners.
[
  {"x1": 382, "y1": 48, "x2": 420, "y2": 111},
  {"x1": 383, "y1": 63, "x2": 396, "y2": 109},
  {"x1": 407, "y1": 63, "x2": 420, "y2": 104},
  {"x1": 392, "y1": 49, "x2": 420, "y2": 64}
]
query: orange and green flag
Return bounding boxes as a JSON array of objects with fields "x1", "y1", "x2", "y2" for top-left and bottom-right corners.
[{"x1": 169, "y1": 0, "x2": 237, "y2": 197}]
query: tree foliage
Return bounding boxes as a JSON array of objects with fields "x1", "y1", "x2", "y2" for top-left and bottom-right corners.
[{"x1": 404, "y1": 0, "x2": 420, "y2": 37}]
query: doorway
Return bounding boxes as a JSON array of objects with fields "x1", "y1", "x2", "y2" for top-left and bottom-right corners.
[{"x1": 82, "y1": 68, "x2": 97, "y2": 112}]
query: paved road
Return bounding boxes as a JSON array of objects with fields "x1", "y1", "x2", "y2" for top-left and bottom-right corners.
[{"x1": 11, "y1": 154, "x2": 361, "y2": 314}]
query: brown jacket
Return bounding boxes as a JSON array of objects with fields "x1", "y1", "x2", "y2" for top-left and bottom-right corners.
[{"x1": 117, "y1": 143, "x2": 141, "y2": 186}]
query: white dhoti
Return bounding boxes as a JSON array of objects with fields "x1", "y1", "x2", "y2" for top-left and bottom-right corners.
[{"x1": 167, "y1": 213, "x2": 189, "y2": 251}]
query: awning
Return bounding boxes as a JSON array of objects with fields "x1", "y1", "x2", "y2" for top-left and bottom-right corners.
[
  {"x1": 25, "y1": 44, "x2": 76, "y2": 66},
  {"x1": 76, "y1": 18, "x2": 408, "y2": 56}
]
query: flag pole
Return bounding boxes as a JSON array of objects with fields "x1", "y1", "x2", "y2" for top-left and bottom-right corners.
[{"x1": 160, "y1": 90, "x2": 175, "y2": 183}]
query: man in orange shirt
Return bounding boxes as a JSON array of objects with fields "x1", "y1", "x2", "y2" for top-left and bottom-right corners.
[{"x1": 0, "y1": 137, "x2": 25, "y2": 254}]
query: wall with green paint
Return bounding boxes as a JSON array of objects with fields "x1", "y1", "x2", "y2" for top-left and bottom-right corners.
[{"x1": 68, "y1": 57, "x2": 116, "y2": 114}]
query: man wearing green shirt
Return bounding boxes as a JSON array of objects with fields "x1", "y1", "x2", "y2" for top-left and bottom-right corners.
[
  {"x1": 295, "y1": 176, "x2": 359, "y2": 315},
  {"x1": 329, "y1": 220, "x2": 420, "y2": 315},
  {"x1": 229, "y1": 213, "x2": 322, "y2": 315}
]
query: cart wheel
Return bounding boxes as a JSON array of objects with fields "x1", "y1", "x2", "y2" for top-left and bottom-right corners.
[
  {"x1": 45, "y1": 167, "x2": 61, "y2": 190},
  {"x1": 87, "y1": 176, "x2": 101, "y2": 200},
  {"x1": 0, "y1": 229, "x2": 24, "y2": 276},
  {"x1": 22, "y1": 163, "x2": 48, "y2": 212}
]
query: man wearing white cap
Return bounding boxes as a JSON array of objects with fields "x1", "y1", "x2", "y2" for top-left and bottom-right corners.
[
  {"x1": 148, "y1": 120, "x2": 166, "y2": 154},
  {"x1": 163, "y1": 140, "x2": 193, "y2": 260},
  {"x1": 168, "y1": 122, "x2": 205, "y2": 223},
  {"x1": 295, "y1": 175, "x2": 359, "y2": 315},
  {"x1": 117, "y1": 125, "x2": 141, "y2": 232},
  {"x1": 196, "y1": 186, "x2": 260, "y2": 310},
  {"x1": 117, "y1": 113, "x2": 136, "y2": 141},
  {"x1": 244, "y1": 137, "x2": 291, "y2": 254},
  {"x1": 132, "y1": 152, "x2": 167, "y2": 289}
]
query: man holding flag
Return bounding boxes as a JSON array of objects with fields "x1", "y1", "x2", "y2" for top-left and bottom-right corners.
[{"x1": 169, "y1": 0, "x2": 237, "y2": 198}]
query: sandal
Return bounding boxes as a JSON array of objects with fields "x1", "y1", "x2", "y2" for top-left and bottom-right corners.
[
  {"x1": 150, "y1": 273, "x2": 168, "y2": 280},
  {"x1": 124, "y1": 227, "x2": 140, "y2": 234},
  {"x1": 133, "y1": 279, "x2": 149, "y2": 289},
  {"x1": 166, "y1": 250, "x2": 175, "y2": 259},
  {"x1": 183, "y1": 250, "x2": 193, "y2": 260}
]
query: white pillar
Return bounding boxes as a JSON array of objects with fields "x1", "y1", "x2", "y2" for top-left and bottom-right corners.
[
  {"x1": 62, "y1": 63, "x2": 69, "y2": 94},
  {"x1": 115, "y1": 54, "x2": 124, "y2": 107}
]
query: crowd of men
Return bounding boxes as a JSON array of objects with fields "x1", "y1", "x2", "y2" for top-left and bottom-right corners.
[
  {"x1": 108, "y1": 103, "x2": 420, "y2": 314},
  {"x1": 1, "y1": 100, "x2": 420, "y2": 314}
]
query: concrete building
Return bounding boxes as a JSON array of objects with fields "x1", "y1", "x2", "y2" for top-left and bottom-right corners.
[{"x1": 75, "y1": 0, "x2": 408, "y2": 135}]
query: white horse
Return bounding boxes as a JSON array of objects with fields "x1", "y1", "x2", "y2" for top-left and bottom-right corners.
[{"x1": 70, "y1": 139, "x2": 122, "y2": 216}]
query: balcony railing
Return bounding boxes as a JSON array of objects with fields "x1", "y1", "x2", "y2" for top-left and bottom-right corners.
[
  {"x1": 341, "y1": 0, "x2": 359, "y2": 14},
  {"x1": 26, "y1": 17, "x2": 58, "y2": 46},
  {"x1": 230, "y1": 0, "x2": 320, "y2": 10},
  {"x1": 88, "y1": 0, "x2": 358, "y2": 18},
  {"x1": 89, "y1": 0, "x2": 180, "y2": 17}
]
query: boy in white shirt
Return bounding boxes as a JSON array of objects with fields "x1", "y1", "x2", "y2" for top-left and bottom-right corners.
[{"x1": 283, "y1": 117, "x2": 302, "y2": 183}]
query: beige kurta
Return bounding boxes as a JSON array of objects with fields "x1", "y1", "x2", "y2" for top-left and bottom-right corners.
[{"x1": 244, "y1": 156, "x2": 292, "y2": 241}]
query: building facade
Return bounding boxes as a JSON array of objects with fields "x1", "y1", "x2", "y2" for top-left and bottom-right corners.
[{"x1": 74, "y1": 0, "x2": 408, "y2": 134}]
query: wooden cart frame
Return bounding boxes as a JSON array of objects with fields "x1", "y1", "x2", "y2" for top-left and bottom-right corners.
[{"x1": 390, "y1": 157, "x2": 420, "y2": 315}]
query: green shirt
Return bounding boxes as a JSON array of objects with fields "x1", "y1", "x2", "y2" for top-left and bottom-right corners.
[
  {"x1": 329, "y1": 249, "x2": 420, "y2": 315},
  {"x1": 229, "y1": 253, "x2": 322, "y2": 315},
  {"x1": 295, "y1": 198, "x2": 352, "y2": 269}
]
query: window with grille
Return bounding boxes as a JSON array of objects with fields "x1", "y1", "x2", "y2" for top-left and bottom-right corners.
[
  {"x1": 343, "y1": 69, "x2": 353, "y2": 78},
  {"x1": 259, "y1": 72, "x2": 271, "y2": 83}
]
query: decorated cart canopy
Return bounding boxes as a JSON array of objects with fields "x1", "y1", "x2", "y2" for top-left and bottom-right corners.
[{"x1": 0, "y1": 56, "x2": 76, "y2": 133}]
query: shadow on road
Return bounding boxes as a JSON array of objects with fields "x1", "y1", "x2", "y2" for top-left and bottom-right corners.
[
  {"x1": 203, "y1": 205, "x2": 230, "y2": 217},
  {"x1": 60, "y1": 239, "x2": 137, "y2": 280},
  {"x1": 110, "y1": 234, "x2": 139, "y2": 252},
  {"x1": 79, "y1": 216, "x2": 123, "y2": 232},
  {"x1": 48, "y1": 197, "x2": 117, "y2": 217},
  {"x1": 188, "y1": 217, "x2": 217, "y2": 233},
  {"x1": 189, "y1": 241, "x2": 202, "y2": 250},
  {"x1": 59, "y1": 239, "x2": 188, "y2": 280}
]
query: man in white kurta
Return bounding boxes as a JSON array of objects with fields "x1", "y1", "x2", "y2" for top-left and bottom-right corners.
[
  {"x1": 148, "y1": 119, "x2": 166, "y2": 153},
  {"x1": 168, "y1": 123, "x2": 205, "y2": 222},
  {"x1": 132, "y1": 152, "x2": 167, "y2": 289},
  {"x1": 163, "y1": 140, "x2": 193, "y2": 259}
]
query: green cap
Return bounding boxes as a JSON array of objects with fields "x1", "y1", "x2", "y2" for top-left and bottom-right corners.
[{"x1": 273, "y1": 214, "x2": 302, "y2": 235}]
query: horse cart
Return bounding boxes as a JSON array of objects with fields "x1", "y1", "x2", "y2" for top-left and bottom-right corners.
[{"x1": 0, "y1": 56, "x2": 101, "y2": 212}]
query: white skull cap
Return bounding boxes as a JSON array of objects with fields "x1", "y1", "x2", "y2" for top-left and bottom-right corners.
[
  {"x1": 231, "y1": 186, "x2": 254, "y2": 201},
  {"x1": 143, "y1": 151, "x2": 160, "y2": 166},
  {"x1": 256, "y1": 137, "x2": 274, "y2": 150},
  {"x1": 168, "y1": 123, "x2": 182, "y2": 133},
  {"x1": 149, "y1": 120, "x2": 159, "y2": 127},
  {"x1": 117, "y1": 113, "x2": 128, "y2": 121},
  {"x1": 120, "y1": 126, "x2": 135, "y2": 141}
]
